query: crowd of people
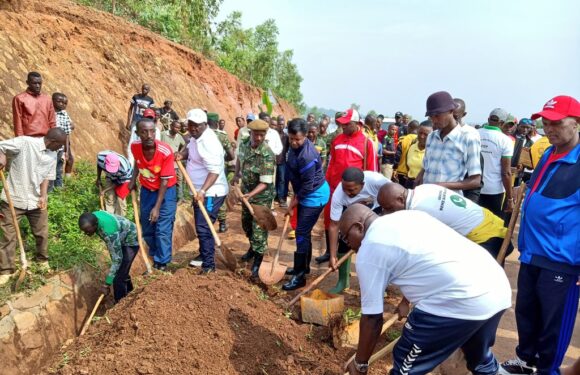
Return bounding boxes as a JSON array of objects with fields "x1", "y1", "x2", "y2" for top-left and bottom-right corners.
[{"x1": 0, "y1": 71, "x2": 578, "y2": 375}]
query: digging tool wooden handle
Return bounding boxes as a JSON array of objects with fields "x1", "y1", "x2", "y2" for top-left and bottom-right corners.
[
  {"x1": 131, "y1": 190, "x2": 153, "y2": 274},
  {"x1": 177, "y1": 163, "x2": 223, "y2": 247},
  {"x1": 80, "y1": 293, "x2": 104, "y2": 336},
  {"x1": 0, "y1": 171, "x2": 28, "y2": 271},
  {"x1": 98, "y1": 185, "x2": 115, "y2": 211},
  {"x1": 234, "y1": 184, "x2": 255, "y2": 215},
  {"x1": 496, "y1": 182, "x2": 526, "y2": 265},
  {"x1": 342, "y1": 314, "x2": 400, "y2": 370},
  {"x1": 271, "y1": 216, "x2": 290, "y2": 275},
  {"x1": 287, "y1": 250, "x2": 355, "y2": 307}
]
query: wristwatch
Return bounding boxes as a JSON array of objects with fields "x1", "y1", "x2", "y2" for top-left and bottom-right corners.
[{"x1": 353, "y1": 358, "x2": 369, "y2": 373}]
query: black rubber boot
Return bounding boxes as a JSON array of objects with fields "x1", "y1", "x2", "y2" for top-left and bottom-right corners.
[
  {"x1": 241, "y1": 247, "x2": 254, "y2": 261},
  {"x1": 315, "y1": 230, "x2": 331, "y2": 264},
  {"x1": 282, "y1": 253, "x2": 307, "y2": 291},
  {"x1": 251, "y1": 253, "x2": 264, "y2": 279}
]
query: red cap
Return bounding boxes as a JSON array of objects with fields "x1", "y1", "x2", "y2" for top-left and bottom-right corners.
[
  {"x1": 531, "y1": 95, "x2": 580, "y2": 121},
  {"x1": 336, "y1": 109, "x2": 363, "y2": 125},
  {"x1": 143, "y1": 108, "x2": 156, "y2": 119}
]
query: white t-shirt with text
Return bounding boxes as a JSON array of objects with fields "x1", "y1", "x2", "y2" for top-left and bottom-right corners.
[
  {"x1": 356, "y1": 210, "x2": 511, "y2": 320},
  {"x1": 479, "y1": 126, "x2": 513, "y2": 194}
]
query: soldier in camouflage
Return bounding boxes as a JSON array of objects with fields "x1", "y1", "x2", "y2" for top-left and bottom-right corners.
[
  {"x1": 208, "y1": 113, "x2": 235, "y2": 232},
  {"x1": 233, "y1": 119, "x2": 275, "y2": 278}
]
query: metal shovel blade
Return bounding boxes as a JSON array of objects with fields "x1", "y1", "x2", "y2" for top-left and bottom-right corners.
[
  {"x1": 217, "y1": 244, "x2": 238, "y2": 272},
  {"x1": 251, "y1": 204, "x2": 278, "y2": 231},
  {"x1": 258, "y1": 259, "x2": 287, "y2": 285}
]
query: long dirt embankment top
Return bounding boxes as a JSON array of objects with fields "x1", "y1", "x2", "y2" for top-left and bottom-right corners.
[{"x1": 0, "y1": 0, "x2": 296, "y2": 157}]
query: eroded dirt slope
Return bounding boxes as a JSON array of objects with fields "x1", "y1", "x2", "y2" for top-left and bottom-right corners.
[{"x1": 0, "y1": 0, "x2": 296, "y2": 157}]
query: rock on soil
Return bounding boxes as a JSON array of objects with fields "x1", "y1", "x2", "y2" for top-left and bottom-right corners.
[{"x1": 47, "y1": 268, "x2": 347, "y2": 374}]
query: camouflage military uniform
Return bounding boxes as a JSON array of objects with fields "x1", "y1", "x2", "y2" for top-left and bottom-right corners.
[
  {"x1": 238, "y1": 137, "x2": 275, "y2": 255},
  {"x1": 215, "y1": 129, "x2": 234, "y2": 223}
]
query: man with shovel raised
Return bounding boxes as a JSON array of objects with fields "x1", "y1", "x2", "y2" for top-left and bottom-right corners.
[
  {"x1": 233, "y1": 119, "x2": 276, "y2": 279},
  {"x1": 175, "y1": 109, "x2": 229, "y2": 274},
  {"x1": 0, "y1": 128, "x2": 67, "y2": 285}
]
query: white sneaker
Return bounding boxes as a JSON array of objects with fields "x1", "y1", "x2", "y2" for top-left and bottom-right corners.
[
  {"x1": 0, "y1": 274, "x2": 11, "y2": 286},
  {"x1": 499, "y1": 357, "x2": 536, "y2": 375},
  {"x1": 189, "y1": 255, "x2": 203, "y2": 267}
]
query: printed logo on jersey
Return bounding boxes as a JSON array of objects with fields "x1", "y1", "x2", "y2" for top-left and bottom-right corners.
[{"x1": 450, "y1": 194, "x2": 467, "y2": 208}]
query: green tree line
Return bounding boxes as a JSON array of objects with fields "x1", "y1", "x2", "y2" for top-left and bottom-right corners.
[{"x1": 77, "y1": 0, "x2": 304, "y2": 111}]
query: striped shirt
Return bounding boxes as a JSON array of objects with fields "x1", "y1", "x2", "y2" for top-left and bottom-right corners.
[
  {"x1": 96, "y1": 151, "x2": 133, "y2": 184},
  {"x1": 0, "y1": 136, "x2": 57, "y2": 210},
  {"x1": 422, "y1": 124, "x2": 481, "y2": 192}
]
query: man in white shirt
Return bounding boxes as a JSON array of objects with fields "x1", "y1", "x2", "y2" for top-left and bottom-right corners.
[
  {"x1": 341, "y1": 204, "x2": 511, "y2": 375},
  {"x1": 479, "y1": 108, "x2": 514, "y2": 217},
  {"x1": 236, "y1": 113, "x2": 283, "y2": 157},
  {"x1": 0, "y1": 128, "x2": 67, "y2": 284},
  {"x1": 327, "y1": 167, "x2": 390, "y2": 294},
  {"x1": 176, "y1": 109, "x2": 228, "y2": 274}
]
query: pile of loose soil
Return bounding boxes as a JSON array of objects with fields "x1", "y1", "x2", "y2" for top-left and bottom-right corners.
[{"x1": 47, "y1": 268, "x2": 349, "y2": 375}]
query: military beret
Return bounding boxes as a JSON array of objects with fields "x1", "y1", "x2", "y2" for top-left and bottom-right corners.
[
  {"x1": 247, "y1": 119, "x2": 269, "y2": 131},
  {"x1": 207, "y1": 112, "x2": 220, "y2": 122}
]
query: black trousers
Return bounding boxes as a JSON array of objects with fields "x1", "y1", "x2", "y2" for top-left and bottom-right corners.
[
  {"x1": 479, "y1": 193, "x2": 505, "y2": 218},
  {"x1": 515, "y1": 263, "x2": 579, "y2": 374},
  {"x1": 113, "y1": 245, "x2": 139, "y2": 302}
]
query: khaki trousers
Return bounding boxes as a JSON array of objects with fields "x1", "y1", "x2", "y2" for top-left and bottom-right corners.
[
  {"x1": 104, "y1": 178, "x2": 127, "y2": 217},
  {"x1": 0, "y1": 201, "x2": 48, "y2": 275}
]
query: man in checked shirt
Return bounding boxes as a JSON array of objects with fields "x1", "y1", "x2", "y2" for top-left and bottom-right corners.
[{"x1": 50, "y1": 92, "x2": 74, "y2": 189}]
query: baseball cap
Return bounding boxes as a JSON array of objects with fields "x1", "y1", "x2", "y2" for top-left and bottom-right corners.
[
  {"x1": 186, "y1": 108, "x2": 208, "y2": 123},
  {"x1": 489, "y1": 108, "x2": 508, "y2": 122},
  {"x1": 519, "y1": 118, "x2": 533, "y2": 126},
  {"x1": 425, "y1": 91, "x2": 457, "y2": 117},
  {"x1": 531, "y1": 95, "x2": 580, "y2": 121},
  {"x1": 246, "y1": 112, "x2": 256, "y2": 121},
  {"x1": 336, "y1": 109, "x2": 363, "y2": 125},
  {"x1": 143, "y1": 108, "x2": 156, "y2": 119},
  {"x1": 395, "y1": 111, "x2": 403, "y2": 118},
  {"x1": 104, "y1": 153, "x2": 120, "y2": 173}
]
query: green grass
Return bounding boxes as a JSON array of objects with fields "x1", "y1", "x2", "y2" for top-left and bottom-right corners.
[{"x1": 0, "y1": 161, "x2": 115, "y2": 303}]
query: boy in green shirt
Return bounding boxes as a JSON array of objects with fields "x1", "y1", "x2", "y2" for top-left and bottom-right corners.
[{"x1": 79, "y1": 211, "x2": 139, "y2": 302}]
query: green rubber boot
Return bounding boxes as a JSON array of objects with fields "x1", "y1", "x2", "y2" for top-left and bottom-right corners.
[{"x1": 328, "y1": 253, "x2": 351, "y2": 294}]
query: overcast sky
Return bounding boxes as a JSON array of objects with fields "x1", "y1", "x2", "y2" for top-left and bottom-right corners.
[{"x1": 218, "y1": 0, "x2": 580, "y2": 123}]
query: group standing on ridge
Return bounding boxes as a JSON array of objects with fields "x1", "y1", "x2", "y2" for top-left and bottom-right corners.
[{"x1": 0, "y1": 71, "x2": 578, "y2": 375}]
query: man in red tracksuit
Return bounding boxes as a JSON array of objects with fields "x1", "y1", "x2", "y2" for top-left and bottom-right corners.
[{"x1": 315, "y1": 108, "x2": 376, "y2": 293}]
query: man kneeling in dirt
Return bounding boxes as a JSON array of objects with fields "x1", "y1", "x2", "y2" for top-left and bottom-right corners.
[
  {"x1": 79, "y1": 211, "x2": 139, "y2": 302},
  {"x1": 341, "y1": 204, "x2": 511, "y2": 375}
]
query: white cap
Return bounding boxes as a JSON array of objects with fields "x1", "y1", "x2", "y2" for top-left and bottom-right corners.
[{"x1": 186, "y1": 108, "x2": 207, "y2": 123}]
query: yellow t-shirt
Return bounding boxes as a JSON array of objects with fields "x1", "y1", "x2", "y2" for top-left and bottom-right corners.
[
  {"x1": 530, "y1": 136, "x2": 551, "y2": 168},
  {"x1": 406, "y1": 142, "x2": 425, "y2": 179},
  {"x1": 466, "y1": 207, "x2": 507, "y2": 244},
  {"x1": 396, "y1": 133, "x2": 418, "y2": 175}
]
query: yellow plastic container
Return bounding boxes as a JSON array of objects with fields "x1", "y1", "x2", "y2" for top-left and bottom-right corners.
[{"x1": 300, "y1": 289, "x2": 344, "y2": 326}]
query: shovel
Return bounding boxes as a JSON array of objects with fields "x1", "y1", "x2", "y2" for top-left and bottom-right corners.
[
  {"x1": 177, "y1": 163, "x2": 237, "y2": 272},
  {"x1": 496, "y1": 182, "x2": 526, "y2": 265},
  {"x1": 259, "y1": 215, "x2": 290, "y2": 284},
  {"x1": 287, "y1": 250, "x2": 355, "y2": 307},
  {"x1": 79, "y1": 293, "x2": 104, "y2": 336},
  {"x1": 130, "y1": 190, "x2": 153, "y2": 275},
  {"x1": 0, "y1": 171, "x2": 28, "y2": 291},
  {"x1": 233, "y1": 184, "x2": 277, "y2": 231}
]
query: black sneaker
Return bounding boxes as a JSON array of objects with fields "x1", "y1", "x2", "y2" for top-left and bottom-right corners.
[
  {"x1": 219, "y1": 221, "x2": 228, "y2": 233},
  {"x1": 189, "y1": 255, "x2": 203, "y2": 267},
  {"x1": 499, "y1": 358, "x2": 536, "y2": 375},
  {"x1": 153, "y1": 263, "x2": 167, "y2": 272}
]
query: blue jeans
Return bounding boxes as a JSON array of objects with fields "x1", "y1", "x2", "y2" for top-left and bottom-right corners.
[
  {"x1": 140, "y1": 186, "x2": 177, "y2": 265},
  {"x1": 48, "y1": 151, "x2": 64, "y2": 192},
  {"x1": 193, "y1": 195, "x2": 225, "y2": 270},
  {"x1": 275, "y1": 164, "x2": 288, "y2": 201},
  {"x1": 391, "y1": 308, "x2": 505, "y2": 375},
  {"x1": 295, "y1": 204, "x2": 325, "y2": 255}
]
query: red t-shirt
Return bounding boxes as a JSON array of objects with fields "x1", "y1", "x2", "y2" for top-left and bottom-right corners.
[
  {"x1": 530, "y1": 149, "x2": 568, "y2": 194},
  {"x1": 131, "y1": 140, "x2": 177, "y2": 191},
  {"x1": 326, "y1": 129, "x2": 377, "y2": 189}
]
